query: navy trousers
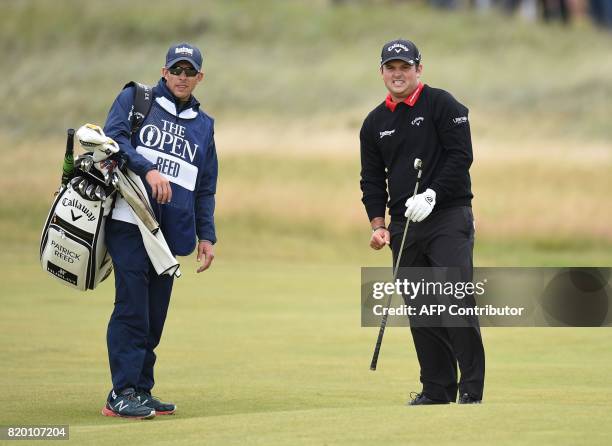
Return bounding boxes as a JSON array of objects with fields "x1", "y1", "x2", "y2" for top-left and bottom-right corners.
[
  {"x1": 389, "y1": 206, "x2": 485, "y2": 402},
  {"x1": 105, "y1": 219, "x2": 174, "y2": 393}
]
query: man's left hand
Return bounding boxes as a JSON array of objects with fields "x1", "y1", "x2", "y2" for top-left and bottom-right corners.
[
  {"x1": 196, "y1": 240, "x2": 215, "y2": 273},
  {"x1": 405, "y1": 188, "x2": 436, "y2": 222}
]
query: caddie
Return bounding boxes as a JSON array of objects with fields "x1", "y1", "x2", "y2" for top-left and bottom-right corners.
[
  {"x1": 101, "y1": 43, "x2": 218, "y2": 419},
  {"x1": 360, "y1": 39, "x2": 485, "y2": 405}
]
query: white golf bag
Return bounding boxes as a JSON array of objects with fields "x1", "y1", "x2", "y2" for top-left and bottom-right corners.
[
  {"x1": 40, "y1": 181, "x2": 115, "y2": 291},
  {"x1": 40, "y1": 123, "x2": 121, "y2": 291}
]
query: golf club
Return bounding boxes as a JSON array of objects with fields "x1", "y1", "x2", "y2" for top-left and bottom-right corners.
[
  {"x1": 77, "y1": 178, "x2": 89, "y2": 197},
  {"x1": 80, "y1": 156, "x2": 94, "y2": 173},
  {"x1": 60, "y1": 129, "x2": 75, "y2": 187},
  {"x1": 69, "y1": 176, "x2": 83, "y2": 189},
  {"x1": 370, "y1": 157, "x2": 423, "y2": 371},
  {"x1": 85, "y1": 184, "x2": 96, "y2": 200},
  {"x1": 94, "y1": 185, "x2": 106, "y2": 202}
]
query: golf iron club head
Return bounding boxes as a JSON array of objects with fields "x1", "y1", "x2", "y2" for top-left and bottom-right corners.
[
  {"x1": 85, "y1": 184, "x2": 96, "y2": 200},
  {"x1": 69, "y1": 176, "x2": 83, "y2": 189},
  {"x1": 79, "y1": 156, "x2": 94, "y2": 173},
  {"x1": 77, "y1": 178, "x2": 89, "y2": 197},
  {"x1": 94, "y1": 185, "x2": 106, "y2": 202},
  {"x1": 414, "y1": 158, "x2": 422, "y2": 170}
]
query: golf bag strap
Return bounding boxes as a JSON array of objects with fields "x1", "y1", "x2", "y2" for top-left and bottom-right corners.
[{"x1": 123, "y1": 81, "x2": 152, "y2": 135}]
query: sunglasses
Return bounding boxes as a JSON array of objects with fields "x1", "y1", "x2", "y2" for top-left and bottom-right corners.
[{"x1": 168, "y1": 66, "x2": 199, "y2": 77}]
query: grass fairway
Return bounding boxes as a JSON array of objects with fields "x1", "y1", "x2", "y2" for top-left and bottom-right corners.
[{"x1": 2, "y1": 256, "x2": 612, "y2": 445}]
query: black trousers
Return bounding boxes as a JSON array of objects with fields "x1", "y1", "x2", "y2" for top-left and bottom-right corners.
[{"x1": 389, "y1": 206, "x2": 485, "y2": 402}]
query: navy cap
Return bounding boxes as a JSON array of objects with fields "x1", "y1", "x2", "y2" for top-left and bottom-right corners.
[
  {"x1": 380, "y1": 39, "x2": 421, "y2": 66},
  {"x1": 165, "y1": 43, "x2": 203, "y2": 71}
]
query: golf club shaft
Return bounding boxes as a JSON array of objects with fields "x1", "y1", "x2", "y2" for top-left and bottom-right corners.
[
  {"x1": 370, "y1": 168, "x2": 422, "y2": 371},
  {"x1": 61, "y1": 128, "x2": 75, "y2": 187}
]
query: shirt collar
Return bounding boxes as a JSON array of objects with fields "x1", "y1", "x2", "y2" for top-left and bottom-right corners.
[
  {"x1": 156, "y1": 78, "x2": 200, "y2": 111},
  {"x1": 385, "y1": 82, "x2": 424, "y2": 112}
]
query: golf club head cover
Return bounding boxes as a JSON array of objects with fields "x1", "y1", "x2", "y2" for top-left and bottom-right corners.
[{"x1": 76, "y1": 123, "x2": 120, "y2": 162}]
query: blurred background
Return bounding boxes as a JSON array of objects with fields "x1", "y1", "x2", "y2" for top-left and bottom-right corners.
[
  {"x1": 1, "y1": 1, "x2": 611, "y2": 442},
  {"x1": 1, "y1": 0, "x2": 610, "y2": 267}
]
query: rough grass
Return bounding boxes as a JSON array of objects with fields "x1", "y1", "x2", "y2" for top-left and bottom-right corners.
[
  {"x1": 2, "y1": 0, "x2": 612, "y2": 140},
  {"x1": 3, "y1": 135, "x2": 610, "y2": 266}
]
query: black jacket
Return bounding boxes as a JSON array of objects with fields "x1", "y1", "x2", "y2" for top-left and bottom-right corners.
[{"x1": 360, "y1": 84, "x2": 473, "y2": 221}]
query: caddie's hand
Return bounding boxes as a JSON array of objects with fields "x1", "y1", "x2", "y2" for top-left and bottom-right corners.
[
  {"x1": 197, "y1": 240, "x2": 214, "y2": 273},
  {"x1": 145, "y1": 169, "x2": 172, "y2": 204},
  {"x1": 370, "y1": 228, "x2": 390, "y2": 250},
  {"x1": 405, "y1": 188, "x2": 436, "y2": 222}
]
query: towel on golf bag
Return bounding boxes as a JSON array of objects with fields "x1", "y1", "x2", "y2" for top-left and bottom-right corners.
[{"x1": 111, "y1": 168, "x2": 181, "y2": 278}]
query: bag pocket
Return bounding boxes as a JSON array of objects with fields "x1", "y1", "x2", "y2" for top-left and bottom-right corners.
[{"x1": 41, "y1": 223, "x2": 93, "y2": 291}]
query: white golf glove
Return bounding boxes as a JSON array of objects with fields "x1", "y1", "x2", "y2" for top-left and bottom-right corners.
[{"x1": 405, "y1": 188, "x2": 436, "y2": 222}]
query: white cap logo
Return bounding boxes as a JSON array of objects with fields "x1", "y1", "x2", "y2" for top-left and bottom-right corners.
[
  {"x1": 175, "y1": 46, "x2": 194, "y2": 55},
  {"x1": 388, "y1": 43, "x2": 409, "y2": 54}
]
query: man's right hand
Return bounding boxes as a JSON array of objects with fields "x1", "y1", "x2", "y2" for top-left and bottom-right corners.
[
  {"x1": 370, "y1": 227, "x2": 390, "y2": 250},
  {"x1": 145, "y1": 169, "x2": 172, "y2": 204}
]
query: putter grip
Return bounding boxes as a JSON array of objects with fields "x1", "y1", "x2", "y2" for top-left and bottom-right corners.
[
  {"x1": 61, "y1": 128, "x2": 75, "y2": 186},
  {"x1": 370, "y1": 313, "x2": 388, "y2": 370}
]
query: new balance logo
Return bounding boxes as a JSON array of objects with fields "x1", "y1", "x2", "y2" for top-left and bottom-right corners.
[
  {"x1": 114, "y1": 400, "x2": 129, "y2": 412},
  {"x1": 453, "y1": 116, "x2": 468, "y2": 124},
  {"x1": 379, "y1": 129, "x2": 395, "y2": 139},
  {"x1": 411, "y1": 117, "x2": 424, "y2": 126}
]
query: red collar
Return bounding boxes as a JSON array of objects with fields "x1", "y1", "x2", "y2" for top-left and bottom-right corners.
[{"x1": 385, "y1": 82, "x2": 424, "y2": 112}]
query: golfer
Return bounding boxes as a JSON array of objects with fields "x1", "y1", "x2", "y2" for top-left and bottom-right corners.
[
  {"x1": 101, "y1": 43, "x2": 218, "y2": 418},
  {"x1": 360, "y1": 39, "x2": 485, "y2": 405}
]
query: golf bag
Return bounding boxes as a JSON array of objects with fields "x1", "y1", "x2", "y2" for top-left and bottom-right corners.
[
  {"x1": 40, "y1": 81, "x2": 152, "y2": 291},
  {"x1": 40, "y1": 171, "x2": 115, "y2": 291}
]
